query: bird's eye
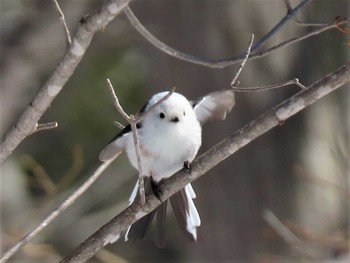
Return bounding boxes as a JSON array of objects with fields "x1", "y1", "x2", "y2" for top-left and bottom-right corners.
[
  {"x1": 159, "y1": 112, "x2": 165, "y2": 119},
  {"x1": 183, "y1": 111, "x2": 186, "y2": 116}
]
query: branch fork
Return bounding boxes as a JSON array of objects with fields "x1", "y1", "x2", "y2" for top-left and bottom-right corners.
[{"x1": 106, "y1": 78, "x2": 175, "y2": 205}]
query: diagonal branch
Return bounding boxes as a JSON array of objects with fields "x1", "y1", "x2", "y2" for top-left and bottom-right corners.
[
  {"x1": 60, "y1": 62, "x2": 350, "y2": 263},
  {"x1": 250, "y1": 0, "x2": 311, "y2": 52},
  {"x1": 0, "y1": 160, "x2": 114, "y2": 263},
  {"x1": 0, "y1": 0, "x2": 133, "y2": 166}
]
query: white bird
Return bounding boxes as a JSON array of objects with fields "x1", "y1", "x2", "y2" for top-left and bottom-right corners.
[{"x1": 100, "y1": 90, "x2": 235, "y2": 247}]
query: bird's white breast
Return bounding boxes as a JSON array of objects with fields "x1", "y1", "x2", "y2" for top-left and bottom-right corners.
[{"x1": 125, "y1": 109, "x2": 201, "y2": 182}]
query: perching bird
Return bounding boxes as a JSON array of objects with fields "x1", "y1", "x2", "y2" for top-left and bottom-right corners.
[{"x1": 100, "y1": 90, "x2": 235, "y2": 247}]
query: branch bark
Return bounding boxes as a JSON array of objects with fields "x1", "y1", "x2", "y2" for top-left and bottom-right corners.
[
  {"x1": 60, "y1": 62, "x2": 350, "y2": 263},
  {"x1": 0, "y1": 0, "x2": 133, "y2": 166}
]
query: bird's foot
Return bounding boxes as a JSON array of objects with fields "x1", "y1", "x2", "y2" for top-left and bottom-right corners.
[
  {"x1": 151, "y1": 177, "x2": 163, "y2": 202},
  {"x1": 183, "y1": 161, "x2": 192, "y2": 175}
]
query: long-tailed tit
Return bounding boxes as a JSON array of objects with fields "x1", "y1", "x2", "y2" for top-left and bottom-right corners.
[{"x1": 100, "y1": 90, "x2": 235, "y2": 247}]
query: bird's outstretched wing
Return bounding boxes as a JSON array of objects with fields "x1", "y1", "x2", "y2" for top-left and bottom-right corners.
[{"x1": 192, "y1": 90, "x2": 235, "y2": 125}]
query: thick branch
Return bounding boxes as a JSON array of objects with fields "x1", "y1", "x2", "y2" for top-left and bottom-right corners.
[
  {"x1": 0, "y1": 0, "x2": 133, "y2": 166},
  {"x1": 60, "y1": 63, "x2": 350, "y2": 263}
]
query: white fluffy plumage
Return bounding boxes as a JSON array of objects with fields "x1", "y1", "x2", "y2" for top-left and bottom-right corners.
[{"x1": 100, "y1": 90, "x2": 234, "y2": 246}]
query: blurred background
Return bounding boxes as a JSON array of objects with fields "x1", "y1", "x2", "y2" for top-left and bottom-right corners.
[{"x1": 0, "y1": 0, "x2": 349, "y2": 262}]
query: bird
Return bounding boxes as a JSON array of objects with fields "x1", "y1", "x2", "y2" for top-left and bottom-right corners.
[{"x1": 99, "y1": 90, "x2": 235, "y2": 247}]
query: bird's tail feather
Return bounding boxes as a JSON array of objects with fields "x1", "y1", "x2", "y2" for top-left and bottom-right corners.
[
  {"x1": 125, "y1": 178, "x2": 200, "y2": 246},
  {"x1": 170, "y1": 184, "x2": 201, "y2": 241}
]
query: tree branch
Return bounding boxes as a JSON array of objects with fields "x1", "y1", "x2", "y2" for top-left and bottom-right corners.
[
  {"x1": 51, "y1": 0, "x2": 72, "y2": 48},
  {"x1": 230, "y1": 34, "x2": 254, "y2": 87},
  {"x1": 123, "y1": 1, "x2": 346, "y2": 68},
  {"x1": 263, "y1": 210, "x2": 318, "y2": 259},
  {"x1": 0, "y1": 0, "x2": 133, "y2": 166},
  {"x1": 32, "y1": 122, "x2": 59, "y2": 133},
  {"x1": 0, "y1": 160, "x2": 114, "y2": 263},
  {"x1": 232, "y1": 78, "x2": 306, "y2": 92},
  {"x1": 60, "y1": 62, "x2": 350, "y2": 263}
]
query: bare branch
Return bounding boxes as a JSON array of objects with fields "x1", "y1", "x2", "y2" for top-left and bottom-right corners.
[
  {"x1": 130, "y1": 117, "x2": 146, "y2": 204},
  {"x1": 59, "y1": 62, "x2": 350, "y2": 263},
  {"x1": 105, "y1": 79, "x2": 175, "y2": 205},
  {"x1": 0, "y1": 0, "x2": 133, "y2": 167},
  {"x1": 32, "y1": 122, "x2": 59, "y2": 133},
  {"x1": 230, "y1": 34, "x2": 254, "y2": 87},
  {"x1": 294, "y1": 165, "x2": 350, "y2": 198},
  {"x1": 106, "y1": 78, "x2": 132, "y2": 122},
  {"x1": 0, "y1": 160, "x2": 114, "y2": 263},
  {"x1": 51, "y1": 0, "x2": 72, "y2": 47},
  {"x1": 106, "y1": 78, "x2": 146, "y2": 204},
  {"x1": 284, "y1": 0, "x2": 328, "y2": 27},
  {"x1": 138, "y1": 87, "x2": 175, "y2": 120},
  {"x1": 113, "y1": 121, "x2": 125, "y2": 129},
  {"x1": 263, "y1": 210, "x2": 318, "y2": 259},
  {"x1": 124, "y1": 0, "x2": 326, "y2": 68},
  {"x1": 250, "y1": 20, "x2": 348, "y2": 61},
  {"x1": 251, "y1": 0, "x2": 311, "y2": 52},
  {"x1": 21, "y1": 155, "x2": 57, "y2": 196},
  {"x1": 232, "y1": 78, "x2": 306, "y2": 92}
]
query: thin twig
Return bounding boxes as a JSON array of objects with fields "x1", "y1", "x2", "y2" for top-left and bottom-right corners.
[
  {"x1": 285, "y1": 221, "x2": 349, "y2": 252},
  {"x1": 137, "y1": 87, "x2": 176, "y2": 120},
  {"x1": 124, "y1": 3, "x2": 346, "y2": 69},
  {"x1": 0, "y1": 160, "x2": 113, "y2": 263},
  {"x1": 263, "y1": 210, "x2": 306, "y2": 248},
  {"x1": 51, "y1": 0, "x2": 72, "y2": 47},
  {"x1": 21, "y1": 155, "x2": 57, "y2": 196},
  {"x1": 130, "y1": 118, "x2": 145, "y2": 204},
  {"x1": 263, "y1": 210, "x2": 317, "y2": 259},
  {"x1": 106, "y1": 79, "x2": 131, "y2": 121},
  {"x1": 294, "y1": 165, "x2": 350, "y2": 198},
  {"x1": 232, "y1": 78, "x2": 306, "y2": 92},
  {"x1": 230, "y1": 34, "x2": 254, "y2": 87},
  {"x1": 124, "y1": 1, "x2": 309, "y2": 68},
  {"x1": 56, "y1": 145, "x2": 84, "y2": 192},
  {"x1": 106, "y1": 78, "x2": 146, "y2": 204},
  {"x1": 250, "y1": 20, "x2": 348, "y2": 62},
  {"x1": 106, "y1": 79, "x2": 175, "y2": 205},
  {"x1": 113, "y1": 121, "x2": 125, "y2": 129},
  {"x1": 284, "y1": 0, "x2": 328, "y2": 27},
  {"x1": 251, "y1": 0, "x2": 311, "y2": 52},
  {"x1": 0, "y1": 0, "x2": 132, "y2": 166},
  {"x1": 59, "y1": 62, "x2": 350, "y2": 263},
  {"x1": 32, "y1": 122, "x2": 58, "y2": 133}
]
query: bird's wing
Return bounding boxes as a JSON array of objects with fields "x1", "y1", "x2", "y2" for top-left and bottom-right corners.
[
  {"x1": 99, "y1": 100, "x2": 149, "y2": 162},
  {"x1": 192, "y1": 90, "x2": 235, "y2": 125},
  {"x1": 99, "y1": 124, "x2": 131, "y2": 161}
]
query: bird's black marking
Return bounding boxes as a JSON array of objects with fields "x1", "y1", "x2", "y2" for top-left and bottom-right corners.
[
  {"x1": 171, "y1": 116, "x2": 179, "y2": 123},
  {"x1": 106, "y1": 122, "x2": 142, "y2": 144},
  {"x1": 183, "y1": 161, "x2": 192, "y2": 175},
  {"x1": 105, "y1": 101, "x2": 148, "y2": 144},
  {"x1": 191, "y1": 96, "x2": 205, "y2": 109},
  {"x1": 151, "y1": 177, "x2": 163, "y2": 202},
  {"x1": 139, "y1": 100, "x2": 149, "y2": 114}
]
